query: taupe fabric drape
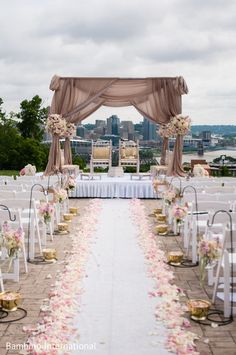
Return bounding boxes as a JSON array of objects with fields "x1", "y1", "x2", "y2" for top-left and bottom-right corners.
[
  {"x1": 160, "y1": 137, "x2": 169, "y2": 165},
  {"x1": 45, "y1": 75, "x2": 188, "y2": 175},
  {"x1": 167, "y1": 135, "x2": 186, "y2": 177},
  {"x1": 64, "y1": 137, "x2": 72, "y2": 165},
  {"x1": 45, "y1": 135, "x2": 61, "y2": 175}
]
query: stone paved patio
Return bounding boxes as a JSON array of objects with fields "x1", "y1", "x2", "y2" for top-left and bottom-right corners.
[{"x1": 0, "y1": 198, "x2": 235, "y2": 355}]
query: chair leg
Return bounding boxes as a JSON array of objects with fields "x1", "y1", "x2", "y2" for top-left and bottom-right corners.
[
  {"x1": 21, "y1": 235, "x2": 28, "y2": 273},
  {"x1": 223, "y1": 251, "x2": 231, "y2": 318},
  {"x1": 29, "y1": 218, "x2": 35, "y2": 260},
  {"x1": 0, "y1": 268, "x2": 4, "y2": 292},
  {"x1": 183, "y1": 217, "x2": 189, "y2": 249},
  {"x1": 212, "y1": 254, "x2": 224, "y2": 303},
  {"x1": 49, "y1": 221, "x2": 54, "y2": 241},
  {"x1": 192, "y1": 230, "x2": 197, "y2": 264}
]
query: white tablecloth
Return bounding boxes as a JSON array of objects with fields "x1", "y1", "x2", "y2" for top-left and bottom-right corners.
[{"x1": 71, "y1": 174, "x2": 156, "y2": 198}]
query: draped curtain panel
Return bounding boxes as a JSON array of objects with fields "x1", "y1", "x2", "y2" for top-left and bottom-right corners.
[
  {"x1": 160, "y1": 137, "x2": 169, "y2": 166},
  {"x1": 45, "y1": 134, "x2": 61, "y2": 175},
  {"x1": 45, "y1": 75, "x2": 188, "y2": 175},
  {"x1": 64, "y1": 137, "x2": 72, "y2": 165},
  {"x1": 167, "y1": 135, "x2": 186, "y2": 177}
]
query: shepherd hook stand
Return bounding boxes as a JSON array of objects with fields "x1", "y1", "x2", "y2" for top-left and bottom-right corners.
[
  {"x1": 168, "y1": 185, "x2": 199, "y2": 268},
  {"x1": 27, "y1": 184, "x2": 48, "y2": 264}
]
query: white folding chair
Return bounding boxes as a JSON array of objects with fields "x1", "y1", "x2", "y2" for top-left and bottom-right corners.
[
  {"x1": 207, "y1": 223, "x2": 236, "y2": 317},
  {"x1": 0, "y1": 208, "x2": 28, "y2": 274},
  {"x1": 0, "y1": 199, "x2": 43, "y2": 261},
  {"x1": 0, "y1": 184, "x2": 24, "y2": 191},
  {"x1": 185, "y1": 201, "x2": 231, "y2": 264}
]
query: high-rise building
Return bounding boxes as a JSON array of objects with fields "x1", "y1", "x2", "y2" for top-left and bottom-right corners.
[
  {"x1": 107, "y1": 115, "x2": 120, "y2": 135},
  {"x1": 95, "y1": 120, "x2": 106, "y2": 128},
  {"x1": 121, "y1": 121, "x2": 134, "y2": 134},
  {"x1": 142, "y1": 117, "x2": 157, "y2": 141},
  {"x1": 77, "y1": 125, "x2": 86, "y2": 138}
]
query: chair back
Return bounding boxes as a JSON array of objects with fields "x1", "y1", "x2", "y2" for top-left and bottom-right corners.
[{"x1": 119, "y1": 140, "x2": 139, "y2": 172}]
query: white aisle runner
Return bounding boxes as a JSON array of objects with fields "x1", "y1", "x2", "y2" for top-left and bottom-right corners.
[{"x1": 72, "y1": 199, "x2": 170, "y2": 355}]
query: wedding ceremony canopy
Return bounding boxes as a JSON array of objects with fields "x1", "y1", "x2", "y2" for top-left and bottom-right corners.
[{"x1": 45, "y1": 75, "x2": 189, "y2": 176}]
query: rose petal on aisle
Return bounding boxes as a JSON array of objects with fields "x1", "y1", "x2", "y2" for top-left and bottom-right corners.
[
  {"x1": 129, "y1": 199, "x2": 199, "y2": 355},
  {"x1": 23, "y1": 199, "x2": 102, "y2": 355}
]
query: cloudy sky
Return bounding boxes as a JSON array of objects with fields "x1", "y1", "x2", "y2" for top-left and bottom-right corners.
[{"x1": 0, "y1": 0, "x2": 236, "y2": 124}]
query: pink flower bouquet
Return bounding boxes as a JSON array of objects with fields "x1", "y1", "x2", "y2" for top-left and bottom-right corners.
[
  {"x1": 198, "y1": 237, "x2": 222, "y2": 285},
  {"x1": 172, "y1": 204, "x2": 188, "y2": 223},
  {"x1": 38, "y1": 202, "x2": 54, "y2": 224}
]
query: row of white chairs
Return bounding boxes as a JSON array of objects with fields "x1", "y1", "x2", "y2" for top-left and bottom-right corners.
[
  {"x1": 180, "y1": 198, "x2": 236, "y2": 318},
  {"x1": 165, "y1": 178, "x2": 236, "y2": 318},
  {"x1": 0, "y1": 180, "x2": 69, "y2": 289}
]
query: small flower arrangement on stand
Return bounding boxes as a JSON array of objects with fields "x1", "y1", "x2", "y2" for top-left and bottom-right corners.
[
  {"x1": 0, "y1": 222, "x2": 23, "y2": 269},
  {"x1": 198, "y1": 237, "x2": 222, "y2": 286},
  {"x1": 38, "y1": 202, "x2": 54, "y2": 224},
  {"x1": 54, "y1": 188, "x2": 68, "y2": 203},
  {"x1": 172, "y1": 204, "x2": 188, "y2": 223},
  {"x1": 162, "y1": 189, "x2": 177, "y2": 225},
  {"x1": 163, "y1": 189, "x2": 176, "y2": 206},
  {"x1": 171, "y1": 204, "x2": 188, "y2": 235},
  {"x1": 66, "y1": 176, "x2": 76, "y2": 190}
]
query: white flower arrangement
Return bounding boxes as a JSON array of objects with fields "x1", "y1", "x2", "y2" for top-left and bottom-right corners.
[
  {"x1": 54, "y1": 188, "x2": 68, "y2": 203},
  {"x1": 193, "y1": 164, "x2": 209, "y2": 177},
  {"x1": 163, "y1": 189, "x2": 176, "y2": 205},
  {"x1": 66, "y1": 176, "x2": 76, "y2": 190},
  {"x1": 46, "y1": 114, "x2": 66, "y2": 137},
  {"x1": 170, "y1": 114, "x2": 191, "y2": 136},
  {"x1": 158, "y1": 123, "x2": 174, "y2": 138},
  {"x1": 64, "y1": 122, "x2": 76, "y2": 138},
  {"x1": 0, "y1": 222, "x2": 23, "y2": 267},
  {"x1": 20, "y1": 164, "x2": 36, "y2": 176}
]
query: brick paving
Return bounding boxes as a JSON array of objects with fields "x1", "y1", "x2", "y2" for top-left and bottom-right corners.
[{"x1": 0, "y1": 198, "x2": 235, "y2": 355}]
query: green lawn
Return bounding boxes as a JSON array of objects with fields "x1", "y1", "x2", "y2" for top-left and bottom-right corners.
[{"x1": 0, "y1": 170, "x2": 19, "y2": 177}]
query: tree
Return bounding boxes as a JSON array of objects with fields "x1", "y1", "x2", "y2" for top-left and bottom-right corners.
[{"x1": 17, "y1": 95, "x2": 48, "y2": 141}]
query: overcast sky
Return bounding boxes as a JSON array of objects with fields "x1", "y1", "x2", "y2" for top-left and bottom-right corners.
[{"x1": 0, "y1": 0, "x2": 236, "y2": 124}]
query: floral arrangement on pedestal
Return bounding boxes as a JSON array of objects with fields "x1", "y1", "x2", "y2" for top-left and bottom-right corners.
[
  {"x1": 63, "y1": 122, "x2": 76, "y2": 138},
  {"x1": 46, "y1": 114, "x2": 66, "y2": 137},
  {"x1": 0, "y1": 222, "x2": 23, "y2": 269},
  {"x1": 54, "y1": 188, "x2": 68, "y2": 203},
  {"x1": 198, "y1": 237, "x2": 222, "y2": 285},
  {"x1": 19, "y1": 164, "x2": 37, "y2": 176},
  {"x1": 38, "y1": 202, "x2": 54, "y2": 224},
  {"x1": 170, "y1": 114, "x2": 191, "y2": 136},
  {"x1": 193, "y1": 164, "x2": 209, "y2": 177}
]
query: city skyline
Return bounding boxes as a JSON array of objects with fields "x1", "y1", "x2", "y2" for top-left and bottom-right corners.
[{"x1": 1, "y1": 1, "x2": 236, "y2": 125}]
